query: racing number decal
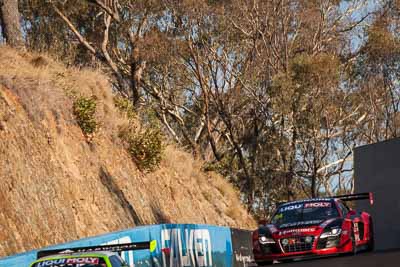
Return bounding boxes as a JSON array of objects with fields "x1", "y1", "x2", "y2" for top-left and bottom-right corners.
[{"x1": 353, "y1": 222, "x2": 360, "y2": 242}]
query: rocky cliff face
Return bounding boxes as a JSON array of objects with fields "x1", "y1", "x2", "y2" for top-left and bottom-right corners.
[{"x1": 0, "y1": 46, "x2": 255, "y2": 257}]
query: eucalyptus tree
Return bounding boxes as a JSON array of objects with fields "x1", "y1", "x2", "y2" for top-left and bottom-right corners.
[
  {"x1": 18, "y1": 0, "x2": 394, "y2": 216},
  {"x1": 0, "y1": 0, "x2": 24, "y2": 49}
]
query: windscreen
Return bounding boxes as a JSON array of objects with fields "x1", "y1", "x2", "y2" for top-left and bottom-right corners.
[
  {"x1": 33, "y1": 257, "x2": 107, "y2": 267},
  {"x1": 271, "y1": 201, "x2": 339, "y2": 227}
]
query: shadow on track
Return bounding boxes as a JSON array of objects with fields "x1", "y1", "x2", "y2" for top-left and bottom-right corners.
[{"x1": 255, "y1": 250, "x2": 400, "y2": 267}]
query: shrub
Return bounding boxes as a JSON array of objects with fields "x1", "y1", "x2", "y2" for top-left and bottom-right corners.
[
  {"x1": 115, "y1": 95, "x2": 164, "y2": 171},
  {"x1": 114, "y1": 95, "x2": 135, "y2": 120},
  {"x1": 119, "y1": 126, "x2": 164, "y2": 171},
  {"x1": 73, "y1": 95, "x2": 97, "y2": 136}
]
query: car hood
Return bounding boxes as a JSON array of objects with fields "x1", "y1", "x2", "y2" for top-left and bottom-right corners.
[
  {"x1": 276, "y1": 219, "x2": 325, "y2": 230},
  {"x1": 260, "y1": 218, "x2": 342, "y2": 237}
]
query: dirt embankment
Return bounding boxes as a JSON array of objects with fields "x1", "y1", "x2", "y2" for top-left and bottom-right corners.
[{"x1": 0, "y1": 46, "x2": 255, "y2": 257}]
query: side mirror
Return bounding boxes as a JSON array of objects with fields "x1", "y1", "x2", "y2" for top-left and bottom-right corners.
[{"x1": 348, "y1": 210, "x2": 356, "y2": 216}]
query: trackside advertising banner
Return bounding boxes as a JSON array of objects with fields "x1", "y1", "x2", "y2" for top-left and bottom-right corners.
[
  {"x1": 230, "y1": 229, "x2": 254, "y2": 267},
  {"x1": 0, "y1": 224, "x2": 253, "y2": 267}
]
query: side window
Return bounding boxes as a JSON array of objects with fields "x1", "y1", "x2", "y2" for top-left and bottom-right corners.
[
  {"x1": 109, "y1": 255, "x2": 123, "y2": 267},
  {"x1": 338, "y1": 202, "x2": 349, "y2": 217}
]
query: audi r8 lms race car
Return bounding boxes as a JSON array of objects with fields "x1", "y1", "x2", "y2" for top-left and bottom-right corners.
[
  {"x1": 29, "y1": 240, "x2": 157, "y2": 267},
  {"x1": 252, "y1": 193, "x2": 374, "y2": 265}
]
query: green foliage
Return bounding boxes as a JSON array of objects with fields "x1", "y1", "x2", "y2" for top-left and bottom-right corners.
[
  {"x1": 114, "y1": 96, "x2": 136, "y2": 120},
  {"x1": 202, "y1": 155, "x2": 237, "y2": 176},
  {"x1": 115, "y1": 95, "x2": 163, "y2": 171},
  {"x1": 141, "y1": 108, "x2": 161, "y2": 128},
  {"x1": 73, "y1": 96, "x2": 97, "y2": 136},
  {"x1": 21, "y1": 0, "x2": 99, "y2": 65},
  {"x1": 119, "y1": 126, "x2": 164, "y2": 171}
]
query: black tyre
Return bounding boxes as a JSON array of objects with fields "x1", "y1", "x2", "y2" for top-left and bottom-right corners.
[
  {"x1": 366, "y1": 218, "x2": 375, "y2": 252},
  {"x1": 280, "y1": 259, "x2": 293, "y2": 263},
  {"x1": 350, "y1": 227, "x2": 357, "y2": 255},
  {"x1": 256, "y1": 261, "x2": 273, "y2": 266}
]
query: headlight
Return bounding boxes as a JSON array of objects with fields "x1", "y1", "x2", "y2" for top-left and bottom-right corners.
[
  {"x1": 331, "y1": 228, "x2": 341, "y2": 235},
  {"x1": 320, "y1": 228, "x2": 342, "y2": 239},
  {"x1": 259, "y1": 236, "x2": 276, "y2": 244}
]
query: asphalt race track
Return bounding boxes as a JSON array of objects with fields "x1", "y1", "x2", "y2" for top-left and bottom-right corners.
[{"x1": 266, "y1": 250, "x2": 400, "y2": 267}]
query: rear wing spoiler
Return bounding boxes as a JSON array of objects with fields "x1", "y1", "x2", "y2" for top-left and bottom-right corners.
[
  {"x1": 37, "y1": 240, "x2": 157, "y2": 259},
  {"x1": 334, "y1": 192, "x2": 374, "y2": 205}
]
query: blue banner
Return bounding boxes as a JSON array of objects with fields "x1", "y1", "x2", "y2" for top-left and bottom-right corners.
[{"x1": 0, "y1": 224, "x2": 235, "y2": 267}]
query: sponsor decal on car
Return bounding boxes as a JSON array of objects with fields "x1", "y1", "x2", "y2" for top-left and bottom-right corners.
[
  {"x1": 304, "y1": 202, "x2": 331, "y2": 208},
  {"x1": 279, "y1": 204, "x2": 303, "y2": 212},
  {"x1": 278, "y1": 228, "x2": 316, "y2": 235},
  {"x1": 280, "y1": 220, "x2": 323, "y2": 228},
  {"x1": 36, "y1": 257, "x2": 99, "y2": 266},
  {"x1": 279, "y1": 201, "x2": 332, "y2": 212}
]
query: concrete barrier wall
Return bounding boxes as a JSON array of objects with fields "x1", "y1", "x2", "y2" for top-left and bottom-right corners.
[
  {"x1": 0, "y1": 224, "x2": 254, "y2": 267},
  {"x1": 354, "y1": 138, "x2": 400, "y2": 251}
]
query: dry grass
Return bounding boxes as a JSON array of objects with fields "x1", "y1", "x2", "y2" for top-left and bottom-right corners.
[
  {"x1": 226, "y1": 204, "x2": 244, "y2": 220},
  {"x1": 151, "y1": 145, "x2": 254, "y2": 226},
  {"x1": 202, "y1": 191, "x2": 213, "y2": 201},
  {"x1": 213, "y1": 176, "x2": 236, "y2": 197},
  {"x1": 0, "y1": 46, "x2": 255, "y2": 257},
  {"x1": 0, "y1": 46, "x2": 118, "y2": 130}
]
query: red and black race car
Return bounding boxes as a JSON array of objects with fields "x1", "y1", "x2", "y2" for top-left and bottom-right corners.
[{"x1": 252, "y1": 193, "x2": 374, "y2": 265}]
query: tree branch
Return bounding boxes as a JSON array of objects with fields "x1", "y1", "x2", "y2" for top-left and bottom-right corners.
[
  {"x1": 89, "y1": 0, "x2": 120, "y2": 22},
  {"x1": 52, "y1": 4, "x2": 96, "y2": 55}
]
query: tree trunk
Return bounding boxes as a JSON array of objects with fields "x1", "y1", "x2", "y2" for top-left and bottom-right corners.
[
  {"x1": 0, "y1": 0, "x2": 24, "y2": 49},
  {"x1": 311, "y1": 175, "x2": 316, "y2": 198},
  {"x1": 130, "y1": 44, "x2": 143, "y2": 105},
  {"x1": 0, "y1": 4, "x2": 2, "y2": 37}
]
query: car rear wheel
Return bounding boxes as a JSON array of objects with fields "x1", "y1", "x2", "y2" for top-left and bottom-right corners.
[
  {"x1": 256, "y1": 260, "x2": 273, "y2": 266},
  {"x1": 351, "y1": 227, "x2": 357, "y2": 255},
  {"x1": 366, "y1": 218, "x2": 374, "y2": 252}
]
